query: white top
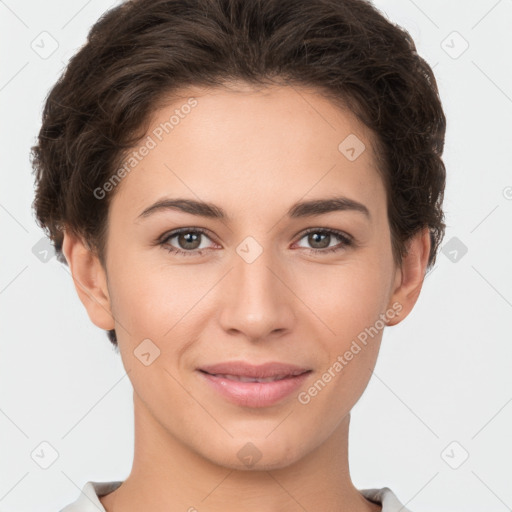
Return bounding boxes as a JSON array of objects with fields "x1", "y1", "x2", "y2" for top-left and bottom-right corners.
[{"x1": 60, "y1": 480, "x2": 414, "y2": 511}]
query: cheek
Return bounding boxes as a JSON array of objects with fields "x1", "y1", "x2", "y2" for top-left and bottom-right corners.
[
  {"x1": 295, "y1": 259, "x2": 391, "y2": 337},
  {"x1": 295, "y1": 266, "x2": 388, "y2": 420},
  {"x1": 107, "y1": 265, "x2": 198, "y2": 405},
  {"x1": 108, "y1": 257, "x2": 200, "y2": 339},
  {"x1": 294, "y1": 258, "x2": 391, "y2": 404}
]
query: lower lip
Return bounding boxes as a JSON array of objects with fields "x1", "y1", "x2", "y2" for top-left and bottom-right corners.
[{"x1": 198, "y1": 370, "x2": 311, "y2": 408}]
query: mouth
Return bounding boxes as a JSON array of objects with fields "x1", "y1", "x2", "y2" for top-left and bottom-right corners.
[
  {"x1": 198, "y1": 370, "x2": 308, "y2": 383},
  {"x1": 196, "y1": 361, "x2": 312, "y2": 408},
  {"x1": 197, "y1": 360, "x2": 311, "y2": 379}
]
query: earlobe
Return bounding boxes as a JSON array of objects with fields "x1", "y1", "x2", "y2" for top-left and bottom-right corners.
[
  {"x1": 61, "y1": 229, "x2": 115, "y2": 331},
  {"x1": 386, "y1": 227, "x2": 431, "y2": 327}
]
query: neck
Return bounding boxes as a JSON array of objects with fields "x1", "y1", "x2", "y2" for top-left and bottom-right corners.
[{"x1": 100, "y1": 391, "x2": 381, "y2": 512}]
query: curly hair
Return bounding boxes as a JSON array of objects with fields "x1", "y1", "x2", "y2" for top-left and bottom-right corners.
[{"x1": 30, "y1": 0, "x2": 447, "y2": 347}]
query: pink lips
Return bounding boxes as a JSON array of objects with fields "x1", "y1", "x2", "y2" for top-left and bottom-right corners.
[{"x1": 197, "y1": 361, "x2": 312, "y2": 408}]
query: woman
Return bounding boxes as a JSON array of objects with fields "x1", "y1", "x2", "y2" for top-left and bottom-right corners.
[{"x1": 31, "y1": 0, "x2": 446, "y2": 510}]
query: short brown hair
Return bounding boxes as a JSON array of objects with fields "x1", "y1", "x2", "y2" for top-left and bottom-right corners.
[{"x1": 31, "y1": 0, "x2": 447, "y2": 347}]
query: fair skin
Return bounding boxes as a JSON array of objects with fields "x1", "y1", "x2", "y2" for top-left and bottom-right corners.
[{"x1": 62, "y1": 82, "x2": 430, "y2": 512}]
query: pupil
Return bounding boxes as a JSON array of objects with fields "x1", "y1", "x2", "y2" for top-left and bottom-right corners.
[
  {"x1": 180, "y1": 232, "x2": 200, "y2": 249},
  {"x1": 310, "y1": 232, "x2": 329, "y2": 248}
]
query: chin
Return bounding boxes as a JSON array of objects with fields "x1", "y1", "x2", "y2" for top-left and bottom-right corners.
[{"x1": 203, "y1": 435, "x2": 307, "y2": 471}]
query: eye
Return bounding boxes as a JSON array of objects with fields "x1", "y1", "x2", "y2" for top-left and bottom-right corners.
[
  {"x1": 159, "y1": 227, "x2": 217, "y2": 257},
  {"x1": 294, "y1": 228, "x2": 353, "y2": 254},
  {"x1": 158, "y1": 227, "x2": 354, "y2": 257}
]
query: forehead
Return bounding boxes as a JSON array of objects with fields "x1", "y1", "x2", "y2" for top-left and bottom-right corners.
[{"x1": 109, "y1": 83, "x2": 386, "y2": 222}]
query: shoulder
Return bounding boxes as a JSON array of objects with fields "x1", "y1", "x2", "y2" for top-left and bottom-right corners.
[
  {"x1": 359, "y1": 486, "x2": 414, "y2": 512},
  {"x1": 60, "y1": 481, "x2": 123, "y2": 512}
]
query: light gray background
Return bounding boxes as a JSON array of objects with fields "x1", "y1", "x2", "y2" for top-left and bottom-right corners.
[{"x1": 1, "y1": 1, "x2": 511, "y2": 511}]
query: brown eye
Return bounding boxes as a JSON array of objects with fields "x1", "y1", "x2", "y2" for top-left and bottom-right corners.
[
  {"x1": 176, "y1": 232, "x2": 202, "y2": 250},
  {"x1": 307, "y1": 232, "x2": 331, "y2": 249}
]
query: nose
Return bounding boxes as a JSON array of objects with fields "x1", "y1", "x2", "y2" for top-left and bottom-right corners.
[{"x1": 218, "y1": 243, "x2": 296, "y2": 342}]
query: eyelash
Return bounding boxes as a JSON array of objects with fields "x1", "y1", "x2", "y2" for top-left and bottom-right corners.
[{"x1": 158, "y1": 227, "x2": 354, "y2": 257}]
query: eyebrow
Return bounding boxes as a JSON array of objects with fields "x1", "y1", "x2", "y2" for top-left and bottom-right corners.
[{"x1": 137, "y1": 196, "x2": 371, "y2": 221}]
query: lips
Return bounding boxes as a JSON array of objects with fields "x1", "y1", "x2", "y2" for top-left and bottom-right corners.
[
  {"x1": 208, "y1": 374, "x2": 291, "y2": 383},
  {"x1": 198, "y1": 361, "x2": 311, "y2": 379},
  {"x1": 197, "y1": 361, "x2": 312, "y2": 407}
]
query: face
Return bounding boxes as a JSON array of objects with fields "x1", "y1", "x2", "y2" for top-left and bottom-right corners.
[{"x1": 92, "y1": 83, "x2": 404, "y2": 469}]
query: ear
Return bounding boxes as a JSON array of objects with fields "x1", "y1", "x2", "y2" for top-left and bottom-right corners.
[
  {"x1": 386, "y1": 227, "x2": 431, "y2": 327},
  {"x1": 61, "y1": 229, "x2": 115, "y2": 331}
]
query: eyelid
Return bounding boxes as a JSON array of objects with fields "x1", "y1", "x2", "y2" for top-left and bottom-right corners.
[
  {"x1": 292, "y1": 227, "x2": 354, "y2": 253},
  {"x1": 157, "y1": 226, "x2": 214, "y2": 243},
  {"x1": 158, "y1": 226, "x2": 354, "y2": 256},
  {"x1": 158, "y1": 226, "x2": 218, "y2": 251},
  {"x1": 295, "y1": 227, "x2": 353, "y2": 244}
]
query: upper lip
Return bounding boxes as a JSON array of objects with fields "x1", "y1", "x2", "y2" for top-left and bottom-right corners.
[{"x1": 198, "y1": 361, "x2": 311, "y2": 378}]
